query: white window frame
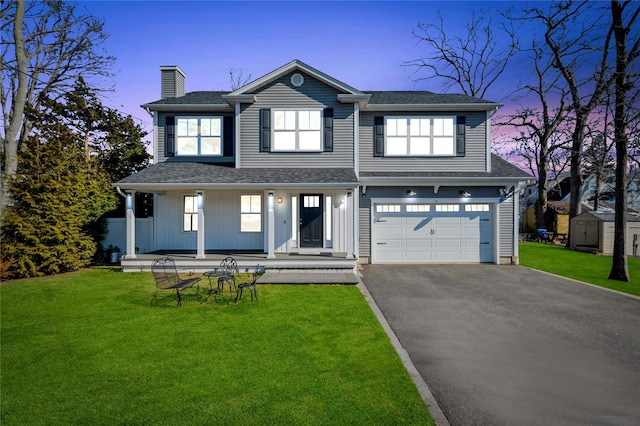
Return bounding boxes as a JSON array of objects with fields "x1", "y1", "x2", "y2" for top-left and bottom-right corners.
[
  {"x1": 183, "y1": 195, "x2": 198, "y2": 232},
  {"x1": 176, "y1": 116, "x2": 223, "y2": 156},
  {"x1": 376, "y1": 204, "x2": 401, "y2": 213},
  {"x1": 385, "y1": 116, "x2": 456, "y2": 157},
  {"x1": 240, "y1": 195, "x2": 262, "y2": 233},
  {"x1": 272, "y1": 109, "x2": 323, "y2": 152}
]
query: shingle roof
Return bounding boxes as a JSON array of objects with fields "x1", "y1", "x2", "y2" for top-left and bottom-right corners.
[
  {"x1": 116, "y1": 163, "x2": 358, "y2": 186},
  {"x1": 366, "y1": 91, "x2": 496, "y2": 105},
  {"x1": 360, "y1": 155, "x2": 531, "y2": 179},
  {"x1": 143, "y1": 90, "x2": 496, "y2": 107},
  {"x1": 581, "y1": 211, "x2": 640, "y2": 222},
  {"x1": 146, "y1": 91, "x2": 230, "y2": 105}
]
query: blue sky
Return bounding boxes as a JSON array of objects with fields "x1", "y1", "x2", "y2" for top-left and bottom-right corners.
[{"x1": 77, "y1": 0, "x2": 538, "y2": 139}]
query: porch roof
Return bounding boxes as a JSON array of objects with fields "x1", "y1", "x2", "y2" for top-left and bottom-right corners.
[
  {"x1": 359, "y1": 155, "x2": 531, "y2": 183},
  {"x1": 114, "y1": 162, "x2": 359, "y2": 191}
]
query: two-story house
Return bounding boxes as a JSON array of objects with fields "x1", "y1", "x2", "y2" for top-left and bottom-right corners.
[{"x1": 114, "y1": 60, "x2": 531, "y2": 275}]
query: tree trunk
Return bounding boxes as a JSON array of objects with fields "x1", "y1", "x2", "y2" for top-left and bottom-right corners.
[
  {"x1": 566, "y1": 120, "x2": 585, "y2": 247},
  {"x1": 608, "y1": 0, "x2": 630, "y2": 282},
  {"x1": 1, "y1": 1, "x2": 28, "y2": 221},
  {"x1": 536, "y1": 155, "x2": 548, "y2": 230}
]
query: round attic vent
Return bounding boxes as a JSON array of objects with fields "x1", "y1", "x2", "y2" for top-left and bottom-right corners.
[{"x1": 291, "y1": 73, "x2": 304, "y2": 87}]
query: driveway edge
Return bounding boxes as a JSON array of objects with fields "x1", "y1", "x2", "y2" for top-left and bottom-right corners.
[{"x1": 357, "y1": 279, "x2": 451, "y2": 426}]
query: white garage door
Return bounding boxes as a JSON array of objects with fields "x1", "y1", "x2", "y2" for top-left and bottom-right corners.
[{"x1": 373, "y1": 203, "x2": 493, "y2": 263}]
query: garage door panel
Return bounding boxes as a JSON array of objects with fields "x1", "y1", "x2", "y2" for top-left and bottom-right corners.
[
  {"x1": 406, "y1": 252, "x2": 434, "y2": 261},
  {"x1": 406, "y1": 239, "x2": 433, "y2": 249},
  {"x1": 373, "y1": 204, "x2": 493, "y2": 263}
]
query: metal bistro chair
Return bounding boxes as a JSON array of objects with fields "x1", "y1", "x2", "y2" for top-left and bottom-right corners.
[
  {"x1": 151, "y1": 257, "x2": 200, "y2": 307},
  {"x1": 205, "y1": 257, "x2": 237, "y2": 301},
  {"x1": 235, "y1": 265, "x2": 261, "y2": 305}
]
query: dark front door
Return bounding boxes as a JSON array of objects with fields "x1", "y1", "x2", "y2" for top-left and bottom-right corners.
[{"x1": 300, "y1": 194, "x2": 323, "y2": 248}]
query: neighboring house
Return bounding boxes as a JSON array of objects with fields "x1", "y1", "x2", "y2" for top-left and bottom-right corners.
[
  {"x1": 522, "y1": 201, "x2": 571, "y2": 235},
  {"x1": 114, "y1": 60, "x2": 531, "y2": 272},
  {"x1": 570, "y1": 211, "x2": 640, "y2": 256}
]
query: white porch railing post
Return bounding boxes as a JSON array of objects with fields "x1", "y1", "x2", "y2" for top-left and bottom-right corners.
[
  {"x1": 196, "y1": 191, "x2": 205, "y2": 259},
  {"x1": 125, "y1": 192, "x2": 137, "y2": 259}
]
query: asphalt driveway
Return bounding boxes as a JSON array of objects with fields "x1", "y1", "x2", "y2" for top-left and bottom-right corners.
[{"x1": 360, "y1": 264, "x2": 640, "y2": 426}]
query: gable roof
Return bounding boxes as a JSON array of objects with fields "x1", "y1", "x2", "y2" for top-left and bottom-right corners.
[{"x1": 227, "y1": 59, "x2": 364, "y2": 97}]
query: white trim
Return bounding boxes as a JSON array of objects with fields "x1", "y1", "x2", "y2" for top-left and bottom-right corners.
[
  {"x1": 196, "y1": 191, "x2": 205, "y2": 259},
  {"x1": 354, "y1": 103, "x2": 360, "y2": 178},
  {"x1": 153, "y1": 112, "x2": 159, "y2": 163},
  {"x1": 235, "y1": 103, "x2": 241, "y2": 168},
  {"x1": 125, "y1": 192, "x2": 137, "y2": 259},
  {"x1": 370, "y1": 197, "x2": 499, "y2": 264},
  {"x1": 486, "y1": 111, "x2": 492, "y2": 172}
]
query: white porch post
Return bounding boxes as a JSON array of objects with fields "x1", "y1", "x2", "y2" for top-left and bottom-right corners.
[
  {"x1": 125, "y1": 192, "x2": 137, "y2": 259},
  {"x1": 267, "y1": 191, "x2": 275, "y2": 258},
  {"x1": 196, "y1": 191, "x2": 205, "y2": 259},
  {"x1": 346, "y1": 191, "x2": 355, "y2": 259}
]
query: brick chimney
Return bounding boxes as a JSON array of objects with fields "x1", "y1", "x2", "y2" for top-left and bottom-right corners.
[{"x1": 160, "y1": 66, "x2": 186, "y2": 99}]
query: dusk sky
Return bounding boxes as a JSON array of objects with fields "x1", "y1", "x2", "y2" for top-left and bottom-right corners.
[{"x1": 76, "y1": 0, "x2": 560, "y2": 144}]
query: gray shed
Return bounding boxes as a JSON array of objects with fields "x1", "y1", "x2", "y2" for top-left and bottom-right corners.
[{"x1": 570, "y1": 211, "x2": 640, "y2": 256}]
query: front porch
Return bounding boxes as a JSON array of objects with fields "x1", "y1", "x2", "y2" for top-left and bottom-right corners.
[{"x1": 120, "y1": 250, "x2": 359, "y2": 283}]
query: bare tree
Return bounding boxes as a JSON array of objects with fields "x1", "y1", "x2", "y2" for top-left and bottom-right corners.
[
  {"x1": 609, "y1": 0, "x2": 640, "y2": 282},
  {"x1": 582, "y1": 102, "x2": 616, "y2": 211},
  {"x1": 404, "y1": 9, "x2": 519, "y2": 98},
  {"x1": 496, "y1": 41, "x2": 569, "y2": 229},
  {"x1": 1, "y1": 0, "x2": 114, "y2": 218},
  {"x1": 228, "y1": 67, "x2": 252, "y2": 91},
  {"x1": 525, "y1": 1, "x2": 616, "y2": 227}
]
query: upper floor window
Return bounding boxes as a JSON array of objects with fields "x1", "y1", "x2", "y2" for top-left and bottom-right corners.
[
  {"x1": 176, "y1": 117, "x2": 222, "y2": 156},
  {"x1": 273, "y1": 110, "x2": 322, "y2": 151},
  {"x1": 385, "y1": 116, "x2": 456, "y2": 156}
]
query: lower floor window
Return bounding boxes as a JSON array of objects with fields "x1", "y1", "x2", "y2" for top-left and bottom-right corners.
[
  {"x1": 184, "y1": 196, "x2": 198, "y2": 231},
  {"x1": 241, "y1": 195, "x2": 262, "y2": 232}
]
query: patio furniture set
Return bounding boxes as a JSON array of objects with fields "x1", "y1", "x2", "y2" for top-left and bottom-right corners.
[{"x1": 151, "y1": 256, "x2": 259, "y2": 307}]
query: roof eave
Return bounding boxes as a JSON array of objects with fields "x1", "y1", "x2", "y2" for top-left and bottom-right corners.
[
  {"x1": 141, "y1": 103, "x2": 233, "y2": 112},
  {"x1": 359, "y1": 176, "x2": 531, "y2": 186},
  {"x1": 113, "y1": 182, "x2": 359, "y2": 192},
  {"x1": 363, "y1": 103, "x2": 502, "y2": 112}
]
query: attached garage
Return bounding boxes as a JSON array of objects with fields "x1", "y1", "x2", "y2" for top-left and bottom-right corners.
[{"x1": 372, "y1": 202, "x2": 494, "y2": 263}]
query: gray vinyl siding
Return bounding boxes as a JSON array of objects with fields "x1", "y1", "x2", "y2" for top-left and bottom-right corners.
[
  {"x1": 239, "y1": 72, "x2": 354, "y2": 168},
  {"x1": 359, "y1": 111, "x2": 487, "y2": 172},
  {"x1": 156, "y1": 112, "x2": 234, "y2": 163},
  {"x1": 358, "y1": 186, "x2": 502, "y2": 259},
  {"x1": 161, "y1": 70, "x2": 185, "y2": 99},
  {"x1": 499, "y1": 197, "x2": 515, "y2": 257},
  {"x1": 155, "y1": 191, "x2": 263, "y2": 250}
]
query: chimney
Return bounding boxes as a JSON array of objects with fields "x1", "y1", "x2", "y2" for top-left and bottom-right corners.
[{"x1": 160, "y1": 66, "x2": 186, "y2": 99}]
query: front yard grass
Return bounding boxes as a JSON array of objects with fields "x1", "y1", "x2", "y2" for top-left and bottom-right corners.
[
  {"x1": 519, "y1": 242, "x2": 640, "y2": 297},
  {"x1": 0, "y1": 268, "x2": 434, "y2": 425}
]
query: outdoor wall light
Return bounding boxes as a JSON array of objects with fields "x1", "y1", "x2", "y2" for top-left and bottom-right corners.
[
  {"x1": 407, "y1": 189, "x2": 416, "y2": 197},
  {"x1": 460, "y1": 189, "x2": 471, "y2": 198},
  {"x1": 277, "y1": 197, "x2": 283, "y2": 204}
]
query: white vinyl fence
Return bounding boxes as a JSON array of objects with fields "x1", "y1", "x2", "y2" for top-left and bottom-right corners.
[{"x1": 102, "y1": 218, "x2": 154, "y2": 255}]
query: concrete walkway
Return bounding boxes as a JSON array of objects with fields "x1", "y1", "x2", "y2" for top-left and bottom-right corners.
[
  {"x1": 257, "y1": 270, "x2": 359, "y2": 284},
  {"x1": 361, "y1": 264, "x2": 640, "y2": 426}
]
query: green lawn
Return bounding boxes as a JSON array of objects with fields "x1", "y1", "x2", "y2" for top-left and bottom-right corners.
[
  {"x1": 519, "y1": 242, "x2": 640, "y2": 297},
  {"x1": 1, "y1": 268, "x2": 434, "y2": 425}
]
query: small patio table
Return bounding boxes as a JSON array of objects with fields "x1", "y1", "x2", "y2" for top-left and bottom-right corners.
[{"x1": 203, "y1": 269, "x2": 226, "y2": 300}]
